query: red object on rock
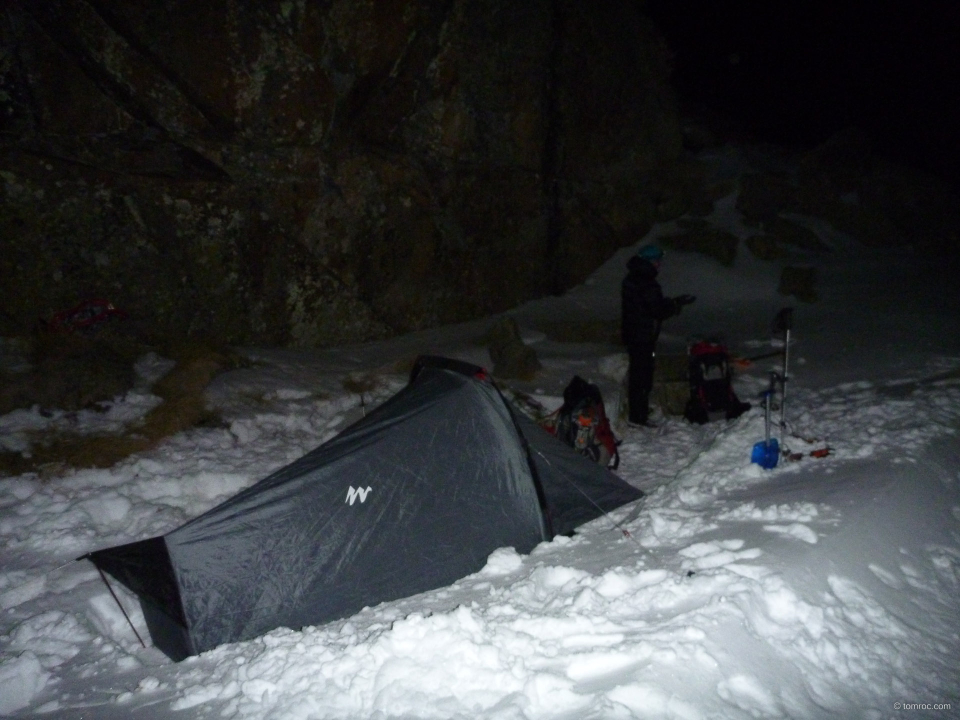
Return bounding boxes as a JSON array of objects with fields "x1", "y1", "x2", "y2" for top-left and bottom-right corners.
[{"x1": 48, "y1": 299, "x2": 127, "y2": 333}]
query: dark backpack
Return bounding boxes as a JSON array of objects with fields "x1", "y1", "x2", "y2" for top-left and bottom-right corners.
[
  {"x1": 684, "y1": 341, "x2": 751, "y2": 424},
  {"x1": 545, "y1": 376, "x2": 620, "y2": 469}
]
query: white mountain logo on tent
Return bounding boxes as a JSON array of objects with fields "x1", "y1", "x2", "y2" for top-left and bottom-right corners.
[{"x1": 346, "y1": 486, "x2": 372, "y2": 505}]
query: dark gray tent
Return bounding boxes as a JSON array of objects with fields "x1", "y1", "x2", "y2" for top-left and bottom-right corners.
[{"x1": 84, "y1": 356, "x2": 643, "y2": 661}]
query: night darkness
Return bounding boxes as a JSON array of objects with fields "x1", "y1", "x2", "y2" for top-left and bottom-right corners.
[{"x1": 645, "y1": 0, "x2": 960, "y2": 184}]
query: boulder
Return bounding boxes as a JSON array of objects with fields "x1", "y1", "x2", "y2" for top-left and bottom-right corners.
[{"x1": 487, "y1": 317, "x2": 541, "y2": 381}]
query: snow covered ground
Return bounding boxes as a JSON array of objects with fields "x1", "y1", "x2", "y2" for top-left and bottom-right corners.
[{"x1": 2, "y1": 147, "x2": 959, "y2": 719}]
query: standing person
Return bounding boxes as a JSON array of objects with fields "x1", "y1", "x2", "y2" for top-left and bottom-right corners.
[{"x1": 620, "y1": 244, "x2": 695, "y2": 427}]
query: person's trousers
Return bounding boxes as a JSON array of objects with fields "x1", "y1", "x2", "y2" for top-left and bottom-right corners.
[{"x1": 627, "y1": 343, "x2": 656, "y2": 423}]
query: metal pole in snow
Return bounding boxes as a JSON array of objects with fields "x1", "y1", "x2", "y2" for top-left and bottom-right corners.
[
  {"x1": 765, "y1": 377, "x2": 773, "y2": 445},
  {"x1": 93, "y1": 563, "x2": 146, "y2": 649},
  {"x1": 771, "y1": 307, "x2": 793, "y2": 451},
  {"x1": 780, "y1": 326, "x2": 789, "y2": 448}
]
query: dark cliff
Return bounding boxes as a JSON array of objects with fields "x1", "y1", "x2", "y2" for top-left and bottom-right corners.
[{"x1": 1, "y1": 0, "x2": 695, "y2": 346}]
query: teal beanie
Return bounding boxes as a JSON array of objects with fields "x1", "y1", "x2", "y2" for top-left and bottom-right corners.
[{"x1": 636, "y1": 244, "x2": 664, "y2": 261}]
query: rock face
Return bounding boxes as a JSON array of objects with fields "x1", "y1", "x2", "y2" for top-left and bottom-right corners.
[
  {"x1": 737, "y1": 130, "x2": 960, "y2": 256},
  {"x1": 1, "y1": 0, "x2": 690, "y2": 346}
]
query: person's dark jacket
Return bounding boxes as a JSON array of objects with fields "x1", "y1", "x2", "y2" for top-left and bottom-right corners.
[{"x1": 620, "y1": 256, "x2": 680, "y2": 349}]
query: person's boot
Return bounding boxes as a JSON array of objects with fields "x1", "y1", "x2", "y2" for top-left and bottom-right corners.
[
  {"x1": 627, "y1": 406, "x2": 658, "y2": 429},
  {"x1": 628, "y1": 391, "x2": 656, "y2": 428}
]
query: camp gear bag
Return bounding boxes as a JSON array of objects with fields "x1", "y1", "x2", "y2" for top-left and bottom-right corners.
[
  {"x1": 684, "y1": 341, "x2": 751, "y2": 424},
  {"x1": 545, "y1": 376, "x2": 620, "y2": 469}
]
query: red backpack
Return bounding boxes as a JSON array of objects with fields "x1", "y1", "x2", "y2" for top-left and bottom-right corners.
[
  {"x1": 684, "y1": 341, "x2": 751, "y2": 424},
  {"x1": 543, "y1": 376, "x2": 620, "y2": 469}
]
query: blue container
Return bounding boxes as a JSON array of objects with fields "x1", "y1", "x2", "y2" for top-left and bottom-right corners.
[{"x1": 751, "y1": 438, "x2": 780, "y2": 469}]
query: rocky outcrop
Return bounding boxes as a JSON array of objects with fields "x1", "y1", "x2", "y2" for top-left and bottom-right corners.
[
  {"x1": 486, "y1": 316, "x2": 541, "y2": 381},
  {"x1": 1, "y1": 0, "x2": 693, "y2": 346},
  {"x1": 738, "y1": 130, "x2": 960, "y2": 255}
]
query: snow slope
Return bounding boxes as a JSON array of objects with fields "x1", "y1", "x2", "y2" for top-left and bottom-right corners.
[{"x1": 2, "y1": 147, "x2": 959, "y2": 719}]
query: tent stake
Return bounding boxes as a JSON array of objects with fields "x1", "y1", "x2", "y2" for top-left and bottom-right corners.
[{"x1": 94, "y1": 565, "x2": 146, "y2": 649}]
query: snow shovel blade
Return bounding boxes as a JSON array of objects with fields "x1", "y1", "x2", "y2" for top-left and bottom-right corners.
[
  {"x1": 751, "y1": 438, "x2": 780, "y2": 469},
  {"x1": 752, "y1": 381, "x2": 779, "y2": 468}
]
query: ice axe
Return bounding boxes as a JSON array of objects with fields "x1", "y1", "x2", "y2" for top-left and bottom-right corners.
[
  {"x1": 750, "y1": 307, "x2": 793, "y2": 469},
  {"x1": 771, "y1": 307, "x2": 793, "y2": 449},
  {"x1": 732, "y1": 349, "x2": 784, "y2": 368},
  {"x1": 751, "y1": 371, "x2": 780, "y2": 469}
]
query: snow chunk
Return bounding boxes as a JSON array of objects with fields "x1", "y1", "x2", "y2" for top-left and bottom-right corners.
[
  {"x1": 762, "y1": 523, "x2": 818, "y2": 544},
  {"x1": 597, "y1": 353, "x2": 629, "y2": 382},
  {"x1": 0, "y1": 651, "x2": 50, "y2": 715},
  {"x1": 8, "y1": 611, "x2": 92, "y2": 667},
  {"x1": 0, "y1": 572, "x2": 46, "y2": 610},
  {"x1": 717, "y1": 673, "x2": 783, "y2": 717},
  {"x1": 868, "y1": 563, "x2": 904, "y2": 589},
  {"x1": 479, "y1": 547, "x2": 523, "y2": 576},
  {"x1": 679, "y1": 540, "x2": 763, "y2": 570},
  {"x1": 608, "y1": 683, "x2": 703, "y2": 719},
  {"x1": 133, "y1": 352, "x2": 176, "y2": 386},
  {"x1": 80, "y1": 493, "x2": 132, "y2": 524}
]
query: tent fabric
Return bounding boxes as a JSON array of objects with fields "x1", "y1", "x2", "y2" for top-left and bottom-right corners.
[
  {"x1": 514, "y1": 411, "x2": 637, "y2": 536},
  {"x1": 85, "y1": 357, "x2": 643, "y2": 660}
]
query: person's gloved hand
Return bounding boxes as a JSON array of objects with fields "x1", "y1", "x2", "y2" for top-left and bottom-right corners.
[{"x1": 675, "y1": 294, "x2": 696, "y2": 307}]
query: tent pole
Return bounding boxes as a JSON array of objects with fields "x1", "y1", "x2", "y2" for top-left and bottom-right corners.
[{"x1": 93, "y1": 564, "x2": 147, "y2": 649}]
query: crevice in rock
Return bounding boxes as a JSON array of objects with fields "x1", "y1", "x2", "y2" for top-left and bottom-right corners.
[
  {"x1": 542, "y1": 0, "x2": 566, "y2": 296},
  {"x1": 15, "y1": 0, "x2": 231, "y2": 181},
  {"x1": 84, "y1": 0, "x2": 238, "y2": 140}
]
